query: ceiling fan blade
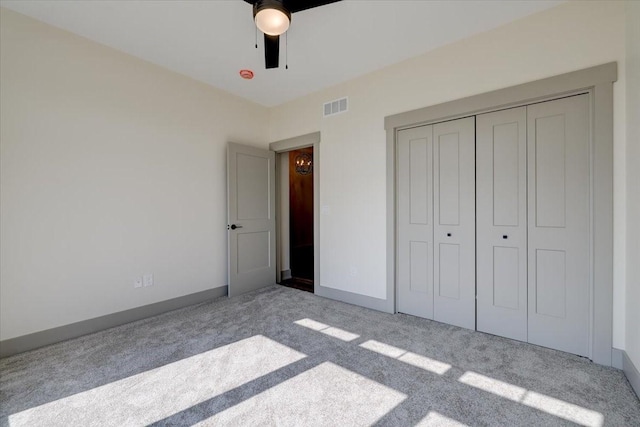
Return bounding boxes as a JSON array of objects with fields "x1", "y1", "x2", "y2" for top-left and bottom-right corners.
[
  {"x1": 242, "y1": 0, "x2": 342, "y2": 14},
  {"x1": 286, "y1": 0, "x2": 341, "y2": 13},
  {"x1": 264, "y1": 34, "x2": 280, "y2": 69}
]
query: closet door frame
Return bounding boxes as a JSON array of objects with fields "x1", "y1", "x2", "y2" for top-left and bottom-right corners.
[{"x1": 385, "y1": 62, "x2": 617, "y2": 366}]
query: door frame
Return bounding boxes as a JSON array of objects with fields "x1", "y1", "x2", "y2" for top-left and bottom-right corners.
[
  {"x1": 384, "y1": 62, "x2": 617, "y2": 366},
  {"x1": 270, "y1": 132, "x2": 321, "y2": 292}
]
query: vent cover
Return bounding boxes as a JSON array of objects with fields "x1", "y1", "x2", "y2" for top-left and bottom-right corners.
[{"x1": 323, "y1": 97, "x2": 348, "y2": 117}]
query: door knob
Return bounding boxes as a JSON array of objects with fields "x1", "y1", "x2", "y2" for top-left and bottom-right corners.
[
  {"x1": 230, "y1": 224, "x2": 243, "y2": 230},
  {"x1": 503, "y1": 235, "x2": 508, "y2": 239},
  {"x1": 447, "y1": 233, "x2": 452, "y2": 237}
]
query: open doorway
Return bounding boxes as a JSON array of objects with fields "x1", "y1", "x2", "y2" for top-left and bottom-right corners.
[
  {"x1": 278, "y1": 147, "x2": 314, "y2": 292},
  {"x1": 271, "y1": 131, "x2": 319, "y2": 294}
]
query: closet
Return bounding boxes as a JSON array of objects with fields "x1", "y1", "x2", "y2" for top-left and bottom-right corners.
[{"x1": 397, "y1": 93, "x2": 591, "y2": 357}]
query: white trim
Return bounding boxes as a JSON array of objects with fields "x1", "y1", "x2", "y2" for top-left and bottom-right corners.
[
  {"x1": 612, "y1": 347, "x2": 624, "y2": 369},
  {"x1": 0, "y1": 286, "x2": 227, "y2": 358},
  {"x1": 623, "y1": 351, "x2": 640, "y2": 399}
]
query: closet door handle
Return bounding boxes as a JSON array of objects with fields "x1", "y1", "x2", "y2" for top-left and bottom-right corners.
[
  {"x1": 502, "y1": 235, "x2": 508, "y2": 239},
  {"x1": 447, "y1": 233, "x2": 452, "y2": 237}
]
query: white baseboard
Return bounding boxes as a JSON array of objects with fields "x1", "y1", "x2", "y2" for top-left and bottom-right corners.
[
  {"x1": 612, "y1": 347, "x2": 624, "y2": 369},
  {"x1": 315, "y1": 284, "x2": 393, "y2": 313},
  {"x1": 281, "y1": 269, "x2": 292, "y2": 280},
  {"x1": 0, "y1": 286, "x2": 227, "y2": 358},
  {"x1": 623, "y1": 351, "x2": 640, "y2": 399}
]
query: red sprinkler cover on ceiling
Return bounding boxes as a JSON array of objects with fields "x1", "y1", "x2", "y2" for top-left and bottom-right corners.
[{"x1": 239, "y1": 69, "x2": 254, "y2": 79}]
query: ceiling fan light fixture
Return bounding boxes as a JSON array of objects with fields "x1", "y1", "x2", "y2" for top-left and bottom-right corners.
[{"x1": 253, "y1": 0, "x2": 291, "y2": 36}]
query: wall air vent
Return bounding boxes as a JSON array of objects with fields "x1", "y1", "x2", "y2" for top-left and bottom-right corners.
[{"x1": 323, "y1": 97, "x2": 348, "y2": 117}]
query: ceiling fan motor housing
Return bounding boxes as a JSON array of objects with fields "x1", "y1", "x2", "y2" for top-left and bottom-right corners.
[{"x1": 253, "y1": 0, "x2": 291, "y2": 36}]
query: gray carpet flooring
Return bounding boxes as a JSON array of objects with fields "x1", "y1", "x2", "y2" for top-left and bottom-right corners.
[{"x1": 1, "y1": 285, "x2": 638, "y2": 426}]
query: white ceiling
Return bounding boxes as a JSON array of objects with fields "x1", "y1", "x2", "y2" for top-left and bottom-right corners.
[{"x1": 1, "y1": 0, "x2": 563, "y2": 107}]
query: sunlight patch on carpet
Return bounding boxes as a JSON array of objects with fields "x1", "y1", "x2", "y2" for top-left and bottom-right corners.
[
  {"x1": 8, "y1": 335, "x2": 306, "y2": 427},
  {"x1": 459, "y1": 371, "x2": 526, "y2": 401},
  {"x1": 196, "y1": 361, "x2": 407, "y2": 426},
  {"x1": 294, "y1": 318, "x2": 360, "y2": 342},
  {"x1": 416, "y1": 410, "x2": 470, "y2": 426},
  {"x1": 522, "y1": 390, "x2": 604, "y2": 427},
  {"x1": 459, "y1": 371, "x2": 604, "y2": 427},
  {"x1": 360, "y1": 339, "x2": 451, "y2": 375}
]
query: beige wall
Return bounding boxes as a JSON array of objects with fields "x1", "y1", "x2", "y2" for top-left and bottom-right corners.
[
  {"x1": 0, "y1": 9, "x2": 269, "y2": 340},
  {"x1": 625, "y1": 0, "x2": 640, "y2": 369},
  {"x1": 269, "y1": 2, "x2": 628, "y2": 347}
]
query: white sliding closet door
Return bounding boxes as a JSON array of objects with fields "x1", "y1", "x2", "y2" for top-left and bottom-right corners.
[
  {"x1": 433, "y1": 117, "x2": 476, "y2": 330},
  {"x1": 527, "y1": 94, "x2": 590, "y2": 357},
  {"x1": 476, "y1": 107, "x2": 528, "y2": 341},
  {"x1": 397, "y1": 125, "x2": 434, "y2": 319}
]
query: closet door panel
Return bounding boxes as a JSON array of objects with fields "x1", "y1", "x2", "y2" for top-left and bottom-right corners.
[
  {"x1": 527, "y1": 94, "x2": 590, "y2": 357},
  {"x1": 438, "y1": 133, "x2": 460, "y2": 225},
  {"x1": 492, "y1": 123, "x2": 521, "y2": 226},
  {"x1": 492, "y1": 246, "x2": 521, "y2": 310},
  {"x1": 433, "y1": 117, "x2": 475, "y2": 330},
  {"x1": 438, "y1": 243, "x2": 460, "y2": 299},
  {"x1": 397, "y1": 126, "x2": 434, "y2": 319},
  {"x1": 476, "y1": 107, "x2": 528, "y2": 342},
  {"x1": 534, "y1": 114, "x2": 567, "y2": 228}
]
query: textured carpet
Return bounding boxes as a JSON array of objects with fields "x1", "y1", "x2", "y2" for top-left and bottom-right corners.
[{"x1": 1, "y1": 285, "x2": 638, "y2": 426}]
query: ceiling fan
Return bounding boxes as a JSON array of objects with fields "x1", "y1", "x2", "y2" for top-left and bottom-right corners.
[{"x1": 243, "y1": 0, "x2": 342, "y2": 69}]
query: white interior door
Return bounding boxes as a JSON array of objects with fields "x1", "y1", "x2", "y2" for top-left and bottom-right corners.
[
  {"x1": 227, "y1": 142, "x2": 276, "y2": 297},
  {"x1": 476, "y1": 107, "x2": 528, "y2": 341},
  {"x1": 527, "y1": 94, "x2": 590, "y2": 357},
  {"x1": 433, "y1": 117, "x2": 476, "y2": 330},
  {"x1": 397, "y1": 125, "x2": 434, "y2": 319}
]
